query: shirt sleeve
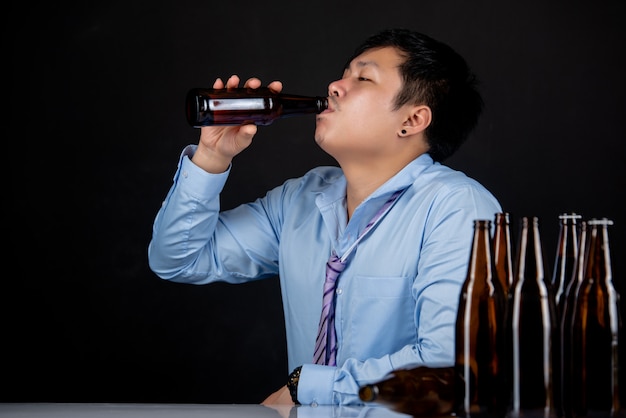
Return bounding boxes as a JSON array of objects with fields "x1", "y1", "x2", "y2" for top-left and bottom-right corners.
[{"x1": 147, "y1": 145, "x2": 282, "y2": 284}]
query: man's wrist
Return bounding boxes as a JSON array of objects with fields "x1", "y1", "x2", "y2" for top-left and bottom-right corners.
[
  {"x1": 191, "y1": 142, "x2": 232, "y2": 174},
  {"x1": 286, "y1": 365, "x2": 302, "y2": 405}
]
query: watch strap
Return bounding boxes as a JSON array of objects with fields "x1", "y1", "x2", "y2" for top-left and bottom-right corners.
[{"x1": 286, "y1": 365, "x2": 302, "y2": 405}]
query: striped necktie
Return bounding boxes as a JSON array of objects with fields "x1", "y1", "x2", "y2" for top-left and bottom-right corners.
[{"x1": 312, "y1": 189, "x2": 405, "y2": 366}]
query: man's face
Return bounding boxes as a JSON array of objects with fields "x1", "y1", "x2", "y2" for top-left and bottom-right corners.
[{"x1": 314, "y1": 46, "x2": 407, "y2": 163}]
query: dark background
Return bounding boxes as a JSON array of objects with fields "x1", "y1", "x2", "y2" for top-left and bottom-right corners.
[{"x1": 5, "y1": 0, "x2": 625, "y2": 405}]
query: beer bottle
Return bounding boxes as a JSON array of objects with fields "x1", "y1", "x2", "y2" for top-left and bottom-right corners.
[
  {"x1": 455, "y1": 219, "x2": 507, "y2": 417},
  {"x1": 550, "y1": 212, "x2": 581, "y2": 418},
  {"x1": 551, "y1": 213, "x2": 582, "y2": 317},
  {"x1": 186, "y1": 87, "x2": 328, "y2": 127},
  {"x1": 559, "y1": 220, "x2": 588, "y2": 418},
  {"x1": 506, "y1": 216, "x2": 558, "y2": 418},
  {"x1": 570, "y1": 218, "x2": 621, "y2": 417},
  {"x1": 493, "y1": 212, "x2": 514, "y2": 297},
  {"x1": 358, "y1": 366, "x2": 455, "y2": 416}
]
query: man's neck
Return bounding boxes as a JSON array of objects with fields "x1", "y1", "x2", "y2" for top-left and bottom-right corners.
[
  {"x1": 342, "y1": 159, "x2": 409, "y2": 219},
  {"x1": 338, "y1": 139, "x2": 429, "y2": 219}
]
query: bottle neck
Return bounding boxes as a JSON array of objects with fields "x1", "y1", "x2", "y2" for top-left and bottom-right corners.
[{"x1": 280, "y1": 96, "x2": 328, "y2": 116}]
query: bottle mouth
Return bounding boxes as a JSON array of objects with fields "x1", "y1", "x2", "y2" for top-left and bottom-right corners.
[
  {"x1": 358, "y1": 384, "x2": 378, "y2": 402},
  {"x1": 320, "y1": 97, "x2": 329, "y2": 112}
]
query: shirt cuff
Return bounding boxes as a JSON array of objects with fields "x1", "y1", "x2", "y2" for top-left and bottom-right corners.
[
  {"x1": 298, "y1": 364, "x2": 337, "y2": 405},
  {"x1": 174, "y1": 145, "x2": 231, "y2": 200}
]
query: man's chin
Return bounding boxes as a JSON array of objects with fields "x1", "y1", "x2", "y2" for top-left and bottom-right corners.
[{"x1": 313, "y1": 128, "x2": 324, "y2": 146}]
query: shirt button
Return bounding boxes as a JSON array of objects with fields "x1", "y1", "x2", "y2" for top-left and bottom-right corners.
[
  {"x1": 336, "y1": 288, "x2": 343, "y2": 295},
  {"x1": 182, "y1": 170, "x2": 189, "y2": 178}
]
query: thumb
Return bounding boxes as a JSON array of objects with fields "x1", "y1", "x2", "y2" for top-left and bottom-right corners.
[{"x1": 232, "y1": 123, "x2": 258, "y2": 151}]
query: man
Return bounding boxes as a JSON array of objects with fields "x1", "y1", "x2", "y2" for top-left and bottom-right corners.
[{"x1": 148, "y1": 28, "x2": 501, "y2": 406}]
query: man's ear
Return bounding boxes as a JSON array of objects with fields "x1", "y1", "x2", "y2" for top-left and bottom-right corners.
[{"x1": 398, "y1": 105, "x2": 431, "y2": 137}]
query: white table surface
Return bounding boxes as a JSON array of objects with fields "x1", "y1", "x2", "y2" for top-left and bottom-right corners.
[{"x1": 0, "y1": 403, "x2": 413, "y2": 418}]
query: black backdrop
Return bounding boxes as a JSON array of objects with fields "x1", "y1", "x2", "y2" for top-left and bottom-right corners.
[{"x1": 5, "y1": 0, "x2": 626, "y2": 405}]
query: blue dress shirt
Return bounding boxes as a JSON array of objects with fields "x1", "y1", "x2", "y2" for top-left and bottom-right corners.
[{"x1": 148, "y1": 145, "x2": 502, "y2": 405}]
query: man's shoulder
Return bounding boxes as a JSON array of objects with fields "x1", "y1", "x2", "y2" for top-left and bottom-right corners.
[
  {"x1": 422, "y1": 162, "x2": 484, "y2": 187},
  {"x1": 419, "y1": 163, "x2": 499, "y2": 204}
]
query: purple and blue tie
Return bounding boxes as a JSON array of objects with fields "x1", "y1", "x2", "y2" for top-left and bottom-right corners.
[{"x1": 312, "y1": 251, "x2": 346, "y2": 366}]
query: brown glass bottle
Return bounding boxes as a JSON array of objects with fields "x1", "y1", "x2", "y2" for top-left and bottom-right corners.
[
  {"x1": 551, "y1": 212, "x2": 581, "y2": 418},
  {"x1": 493, "y1": 212, "x2": 514, "y2": 297},
  {"x1": 551, "y1": 213, "x2": 582, "y2": 317},
  {"x1": 455, "y1": 219, "x2": 507, "y2": 417},
  {"x1": 570, "y1": 218, "x2": 621, "y2": 417},
  {"x1": 559, "y1": 220, "x2": 588, "y2": 418},
  {"x1": 506, "y1": 216, "x2": 558, "y2": 418},
  {"x1": 186, "y1": 87, "x2": 328, "y2": 127},
  {"x1": 359, "y1": 366, "x2": 455, "y2": 416}
]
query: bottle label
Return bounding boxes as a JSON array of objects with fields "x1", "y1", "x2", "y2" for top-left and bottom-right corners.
[{"x1": 208, "y1": 98, "x2": 268, "y2": 111}]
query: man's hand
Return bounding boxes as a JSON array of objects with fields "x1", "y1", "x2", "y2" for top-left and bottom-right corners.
[
  {"x1": 261, "y1": 385, "x2": 294, "y2": 405},
  {"x1": 261, "y1": 385, "x2": 295, "y2": 418},
  {"x1": 192, "y1": 75, "x2": 283, "y2": 174}
]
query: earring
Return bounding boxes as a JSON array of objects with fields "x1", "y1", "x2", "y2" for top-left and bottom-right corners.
[{"x1": 401, "y1": 129, "x2": 407, "y2": 135}]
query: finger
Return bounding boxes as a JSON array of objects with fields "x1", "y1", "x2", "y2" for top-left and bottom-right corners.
[
  {"x1": 238, "y1": 123, "x2": 258, "y2": 137},
  {"x1": 212, "y1": 78, "x2": 225, "y2": 89},
  {"x1": 225, "y1": 75, "x2": 241, "y2": 88},
  {"x1": 243, "y1": 78, "x2": 262, "y2": 89},
  {"x1": 268, "y1": 80, "x2": 283, "y2": 93}
]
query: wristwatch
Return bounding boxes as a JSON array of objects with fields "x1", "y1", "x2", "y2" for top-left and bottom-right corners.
[{"x1": 286, "y1": 365, "x2": 302, "y2": 404}]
